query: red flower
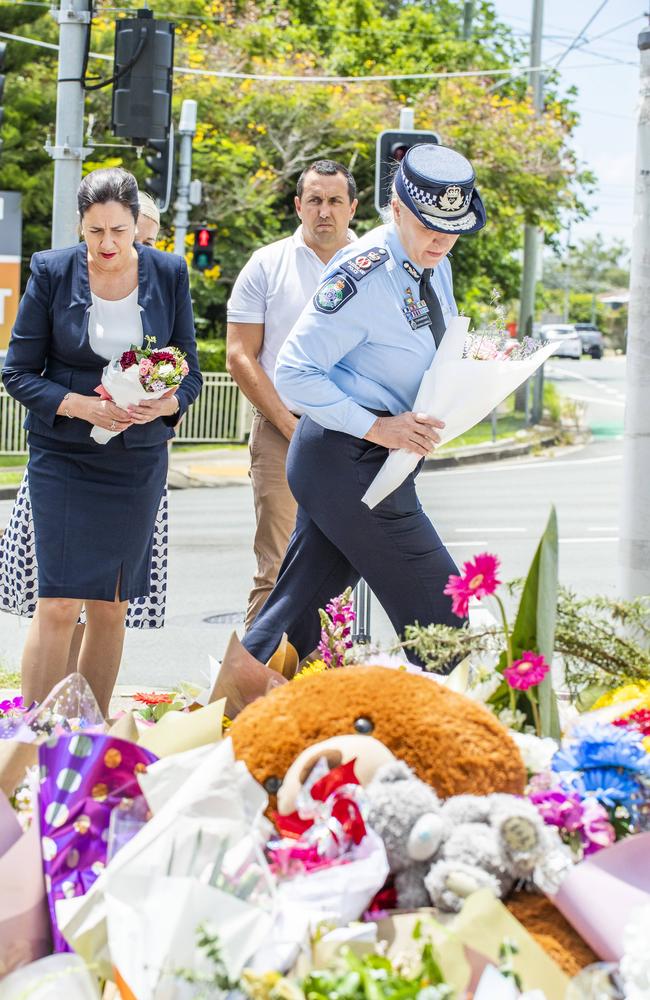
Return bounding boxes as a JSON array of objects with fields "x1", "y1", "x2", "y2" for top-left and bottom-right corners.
[
  {"x1": 120, "y1": 349, "x2": 138, "y2": 371},
  {"x1": 149, "y1": 350, "x2": 176, "y2": 365},
  {"x1": 443, "y1": 552, "x2": 501, "y2": 618},
  {"x1": 132, "y1": 691, "x2": 174, "y2": 705},
  {"x1": 504, "y1": 651, "x2": 550, "y2": 691},
  {"x1": 613, "y1": 708, "x2": 650, "y2": 737}
]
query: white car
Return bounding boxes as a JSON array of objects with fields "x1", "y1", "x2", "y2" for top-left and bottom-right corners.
[{"x1": 540, "y1": 324, "x2": 582, "y2": 360}]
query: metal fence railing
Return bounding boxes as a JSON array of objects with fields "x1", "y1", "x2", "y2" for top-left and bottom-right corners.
[{"x1": 0, "y1": 372, "x2": 251, "y2": 454}]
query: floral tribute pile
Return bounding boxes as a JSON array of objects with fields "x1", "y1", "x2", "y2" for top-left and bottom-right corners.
[{"x1": 1, "y1": 509, "x2": 649, "y2": 998}]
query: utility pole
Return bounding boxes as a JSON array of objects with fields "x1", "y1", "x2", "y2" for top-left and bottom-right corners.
[
  {"x1": 48, "y1": 0, "x2": 90, "y2": 250},
  {"x1": 620, "y1": 22, "x2": 650, "y2": 598},
  {"x1": 515, "y1": 0, "x2": 544, "y2": 414},
  {"x1": 562, "y1": 221, "x2": 571, "y2": 323},
  {"x1": 463, "y1": 1, "x2": 475, "y2": 41},
  {"x1": 173, "y1": 99, "x2": 198, "y2": 256}
]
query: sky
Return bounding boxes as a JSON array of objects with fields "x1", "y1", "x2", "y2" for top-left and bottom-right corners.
[{"x1": 492, "y1": 0, "x2": 643, "y2": 253}]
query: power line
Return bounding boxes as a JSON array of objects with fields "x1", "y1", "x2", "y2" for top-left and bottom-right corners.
[
  {"x1": 0, "y1": 27, "x2": 637, "y2": 83},
  {"x1": 553, "y1": 0, "x2": 611, "y2": 69}
]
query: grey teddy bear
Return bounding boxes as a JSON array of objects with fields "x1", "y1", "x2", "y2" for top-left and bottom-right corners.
[{"x1": 366, "y1": 761, "x2": 554, "y2": 913}]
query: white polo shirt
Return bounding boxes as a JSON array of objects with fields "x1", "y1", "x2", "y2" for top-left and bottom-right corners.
[{"x1": 227, "y1": 226, "x2": 354, "y2": 398}]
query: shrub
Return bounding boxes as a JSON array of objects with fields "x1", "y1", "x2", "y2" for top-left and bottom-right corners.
[{"x1": 196, "y1": 339, "x2": 227, "y2": 372}]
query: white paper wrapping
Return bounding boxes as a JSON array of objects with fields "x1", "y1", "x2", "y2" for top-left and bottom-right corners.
[
  {"x1": 90, "y1": 360, "x2": 174, "y2": 445},
  {"x1": 361, "y1": 316, "x2": 557, "y2": 509}
]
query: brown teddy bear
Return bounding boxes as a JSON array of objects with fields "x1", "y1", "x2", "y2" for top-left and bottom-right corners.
[{"x1": 229, "y1": 665, "x2": 597, "y2": 978}]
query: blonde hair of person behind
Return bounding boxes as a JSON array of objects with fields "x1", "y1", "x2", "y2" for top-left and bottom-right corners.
[{"x1": 137, "y1": 191, "x2": 161, "y2": 226}]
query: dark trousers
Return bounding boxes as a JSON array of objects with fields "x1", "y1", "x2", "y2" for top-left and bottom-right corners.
[{"x1": 242, "y1": 416, "x2": 463, "y2": 665}]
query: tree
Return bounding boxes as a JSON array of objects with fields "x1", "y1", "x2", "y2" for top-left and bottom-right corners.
[
  {"x1": 543, "y1": 233, "x2": 630, "y2": 294},
  {"x1": 0, "y1": 0, "x2": 592, "y2": 340}
]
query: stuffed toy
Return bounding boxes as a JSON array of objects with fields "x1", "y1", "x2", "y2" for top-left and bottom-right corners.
[
  {"x1": 364, "y1": 760, "x2": 445, "y2": 908},
  {"x1": 229, "y1": 665, "x2": 526, "y2": 802},
  {"x1": 276, "y1": 734, "x2": 397, "y2": 815},
  {"x1": 364, "y1": 761, "x2": 559, "y2": 914},
  {"x1": 228, "y1": 664, "x2": 597, "y2": 976}
]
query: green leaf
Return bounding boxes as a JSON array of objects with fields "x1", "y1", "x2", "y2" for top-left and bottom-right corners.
[{"x1": 508, "y1": 506, "x2": 561, "y2": 738}]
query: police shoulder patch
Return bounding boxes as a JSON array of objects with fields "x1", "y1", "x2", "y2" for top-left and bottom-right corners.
[
  {"x1": 313, "y1": 271, "x2": 357, "y2": 314},
  {"x1": 339, "y1": 246, "x2": 389, "y2": 282}
]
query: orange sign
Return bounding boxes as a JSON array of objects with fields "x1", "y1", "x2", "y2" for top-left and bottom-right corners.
[{"x1": 0, "y1": 256, "x2": 20, "y2": 351}]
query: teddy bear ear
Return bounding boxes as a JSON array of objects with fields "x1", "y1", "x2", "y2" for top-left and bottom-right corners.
[{"x1": 371, "y1": 760, "x2": 414, "y2": 784}]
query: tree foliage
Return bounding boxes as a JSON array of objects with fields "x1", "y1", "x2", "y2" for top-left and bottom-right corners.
[{"x1": 0, "y1": 0, "x2": 593, "y2": 337}]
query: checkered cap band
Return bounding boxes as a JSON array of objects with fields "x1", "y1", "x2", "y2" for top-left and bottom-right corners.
[{"x1": 404, "y1": 177, "x2": 471, "y2": 218}]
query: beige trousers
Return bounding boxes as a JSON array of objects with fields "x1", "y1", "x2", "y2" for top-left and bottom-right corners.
[{"x1": 246, "y1": 411, "x2": 298, "y2": 630}]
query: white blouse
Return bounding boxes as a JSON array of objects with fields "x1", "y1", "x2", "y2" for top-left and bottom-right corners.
[{"x1": 88, "y1": 286, "x2": 144, "y2": 361}]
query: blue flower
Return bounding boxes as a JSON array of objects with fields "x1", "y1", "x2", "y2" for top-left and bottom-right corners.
[
  {"x1": 552, "y1": 723, "x2": 650, "y2": 777},
  {"x1": 569, "y1": 767, "x2": 641, "y2": 808}
]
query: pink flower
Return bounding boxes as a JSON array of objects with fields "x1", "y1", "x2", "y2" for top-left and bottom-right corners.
[
  {"x1": 504, "y1": 651, "x2": 550, "y2": 691},
  {"x1": 580, "y1": 797, "x2": 616, "y2": 854},
  {"x1": 443, "y1": 553, "x2": 501, "y2": 618},
  {"x1": 139, "y1": 357, "x2": 153, "y2": 376},
  {"x1": 529, "y1": 783, "x2": 585, "y2": 832},
  {"x1": 180, "y1": 359, "x2": 189, "y2": 376}
]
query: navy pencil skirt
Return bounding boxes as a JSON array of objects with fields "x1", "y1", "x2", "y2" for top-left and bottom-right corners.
[{"x1": 27, "y1": 432, "x2": 167, "y2": 602}]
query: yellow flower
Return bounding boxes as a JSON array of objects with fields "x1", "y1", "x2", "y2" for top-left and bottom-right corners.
[
  {"x1": 592, "y1": 682, "x2": 650, "y2": 711},
  {"x1": 202, "y1": 263, "x2": 222, "y2": 280},
  {"x1": 293, "y1": 659, "x2": 328, "y2": 681}
]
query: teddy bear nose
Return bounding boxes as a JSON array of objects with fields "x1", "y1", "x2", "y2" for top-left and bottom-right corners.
[
  {"x1": 263, "y1": 776, "x2": 281, "y2": 794},
  {"x1": 407, "y1": 812, "x2": 444, "y2": 861}
]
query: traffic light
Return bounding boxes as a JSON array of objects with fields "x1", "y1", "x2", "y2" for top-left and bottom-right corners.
[
  {"x1": 112, "y1": 9, "x2": 175, "y2": 145},
  {"x1": 375, "y1": 129, "x2": 440, "y2": 213},
  {"x1": 0, "y1": 42, "x2": 6, "y2": 154},
  {"x1": 193, "y1": 228, "x2": 216, "y2": 272},
  {"x1": 144, "y1": 125, "x2": 174, "y2": 214}
]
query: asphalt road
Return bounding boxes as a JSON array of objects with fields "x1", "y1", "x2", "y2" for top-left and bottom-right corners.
[{"x1": 0, "y1": 356, "x2": 627, "y2": 688}]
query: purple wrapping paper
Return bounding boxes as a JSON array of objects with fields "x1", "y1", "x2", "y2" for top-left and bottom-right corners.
[{"x1": 38, "y1": 732, "x2": 157, "y2": 952}]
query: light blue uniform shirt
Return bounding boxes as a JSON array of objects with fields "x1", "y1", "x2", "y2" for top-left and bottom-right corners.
[{"x1": 275, "y1": 223, "x2": 458, "y2": 438}]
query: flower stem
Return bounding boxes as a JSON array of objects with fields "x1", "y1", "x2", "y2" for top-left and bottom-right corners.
[
  {"x1": 495, "y1": 595, "x2": 513, "y2": 668},
  {"x1": 528, "y1": 689, "x2": 542, "y2": 737}
]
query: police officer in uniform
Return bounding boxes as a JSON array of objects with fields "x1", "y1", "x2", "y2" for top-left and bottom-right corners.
[{"x1": 214, "y1": 143, "x2": 487, "y2": 714}]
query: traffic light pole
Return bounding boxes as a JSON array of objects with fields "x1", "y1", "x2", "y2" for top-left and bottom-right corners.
[
  {"x1": 173, "y1": 99, "x2": 197, "y2": 256},
  {"x1": 515, "y1": 0, "x2": 544, "y2": 414},
  {"x1": 620, "y1": 23, "x2": 650, "y2": 598},
  {"x1": 49, "y1": 0, "x2": 91, "y2": 250}
]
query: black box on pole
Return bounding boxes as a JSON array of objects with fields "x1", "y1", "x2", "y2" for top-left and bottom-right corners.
[{"x1": 111, "y1": 10, "x2": 175, "y2": 145}]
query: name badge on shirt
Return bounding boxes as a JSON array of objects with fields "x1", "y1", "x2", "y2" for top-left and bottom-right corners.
[{"x1": 402, "y1": 287, "x2": 431, "y2": 331}]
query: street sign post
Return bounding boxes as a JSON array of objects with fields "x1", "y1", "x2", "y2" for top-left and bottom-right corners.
[{"x1": 0, "y1": 191, "x2": 22, "y2": 350}]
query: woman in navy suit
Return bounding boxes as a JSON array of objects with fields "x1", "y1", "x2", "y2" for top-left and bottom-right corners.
[{"x1": 2, "y1": 167, "x2": 202, "y2": 713}]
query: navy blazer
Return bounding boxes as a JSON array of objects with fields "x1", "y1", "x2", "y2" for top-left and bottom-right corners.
[{"x1": 1, "y1": 242, "x2": 203, "y2": 449}]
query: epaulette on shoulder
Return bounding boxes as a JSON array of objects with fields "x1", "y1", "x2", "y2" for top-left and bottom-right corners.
[{"x1": 339, "y1": 246, "x2": 390, "y2": 282}]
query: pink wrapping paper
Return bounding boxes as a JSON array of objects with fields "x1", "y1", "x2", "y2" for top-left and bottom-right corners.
[
  {"x1": 0, "y1": 793, "x2": 50, "y2": 976},
  {"x1": 552, "y1": 831, "x2": 650, "y2": 961}
]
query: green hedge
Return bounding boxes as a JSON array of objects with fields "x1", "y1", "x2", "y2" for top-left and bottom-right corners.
[{"x1": 196, "y1": 338, "x2": 227, "y2": 372}]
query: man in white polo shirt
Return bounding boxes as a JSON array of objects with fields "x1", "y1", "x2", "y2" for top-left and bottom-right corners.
[{"x1": 227, "y1": 160, "x2": 357, "y2": 629}]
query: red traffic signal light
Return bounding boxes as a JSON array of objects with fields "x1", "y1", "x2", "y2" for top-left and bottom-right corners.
[
  {"x1": 192, "y1": 227, "x2": 216, "y2": 272},
  {"x1": 375, "y1": 128, "x2": 440, "y2": 212}
]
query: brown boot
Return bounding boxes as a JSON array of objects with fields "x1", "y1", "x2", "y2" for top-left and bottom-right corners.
[{"x1": 208, "y1": 631, "x2": 287, "y2": 718}]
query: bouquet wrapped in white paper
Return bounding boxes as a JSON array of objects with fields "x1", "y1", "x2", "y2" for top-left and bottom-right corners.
[
  {"x1": 91, "y1": 338, "x2": 189, "y2": 445},
  {"x1": 362, "y1": 317, "x2": 557, "y2": 509}
]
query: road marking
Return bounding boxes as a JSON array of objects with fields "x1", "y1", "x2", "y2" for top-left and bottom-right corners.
[
  {"x1": 455, "y1": 527, "x2": 526, "y2": 533},
  {"x1": 559, "y1": 537, "x2": 618, "y2": 544},
  {"x1": 587, "y1": 526, "x2": 617, "y2": 531},
  {"x1": 422, "y1": 453, "x2": 622, "y2": 476},
  {"x1": 445, "y1": 540, "x2": 488, "y2": 547},
  {"x1": 566, "y1": 394, "x2": 625, "y2": 408},
  {"x1": 547, "y1": 363, "x2": 622, "y2": 394}
]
